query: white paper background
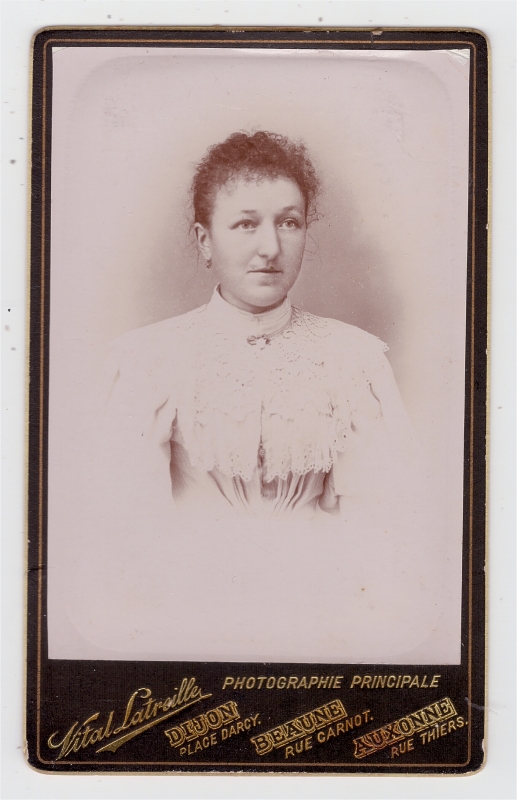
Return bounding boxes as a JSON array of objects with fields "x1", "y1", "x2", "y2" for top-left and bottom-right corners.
[{"x1": 1, "y1": 1, "x2": 515, "y2": 798}]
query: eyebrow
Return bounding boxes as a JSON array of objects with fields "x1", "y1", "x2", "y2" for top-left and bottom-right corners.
[{"x1": 234, "y1": 205, "x2": 303, "y2": 215}]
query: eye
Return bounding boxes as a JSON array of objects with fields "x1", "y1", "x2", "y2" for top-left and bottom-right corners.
[
  {"x1": 235, "y1": 220, "x2": 256, "y2": 230},
  {"x1": 280, "y1": 218, "x2": 301, "y2": 229}
]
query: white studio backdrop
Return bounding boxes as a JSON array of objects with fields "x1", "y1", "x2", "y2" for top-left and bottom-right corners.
[{"x1": 46, "y1": 46, "x2": 469, "y2": 663}]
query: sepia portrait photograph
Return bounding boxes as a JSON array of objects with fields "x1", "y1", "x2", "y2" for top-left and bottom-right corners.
[{"x1": 45, "y1": 42, "x2": 471, "y2": 666}]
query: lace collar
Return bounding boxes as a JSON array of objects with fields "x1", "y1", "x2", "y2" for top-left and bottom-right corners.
[
  {"x1": 173, "y1": 290, "x2": 356, "y2": 482},
  {"x1": 205, "y1": 286, "x2": 292, "y2": 340}
]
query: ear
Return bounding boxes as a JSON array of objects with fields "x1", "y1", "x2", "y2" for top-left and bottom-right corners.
[{"x1": 194, "y1": 222, "x2": 212, "y2": 261}]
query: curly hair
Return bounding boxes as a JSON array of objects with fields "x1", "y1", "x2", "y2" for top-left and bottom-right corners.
[{"x1": 191, "y1": 131, "x2": 321, "y2": 228}]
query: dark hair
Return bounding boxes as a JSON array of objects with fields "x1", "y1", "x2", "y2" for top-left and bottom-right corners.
[{"x1": 191, "y1": 130, "x2": 320, "y2": 228}]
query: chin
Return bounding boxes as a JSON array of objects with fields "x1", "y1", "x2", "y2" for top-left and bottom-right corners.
[{"x1": 247, "y1": 289, "x2": 286, "y2": 309}]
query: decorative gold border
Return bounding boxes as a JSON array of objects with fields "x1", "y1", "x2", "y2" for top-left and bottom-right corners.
[{"x1": 32, "y1": 31, "x2": 481, "y2": 771}]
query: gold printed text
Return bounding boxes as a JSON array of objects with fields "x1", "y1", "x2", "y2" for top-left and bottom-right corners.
[
  {"x1": 47, "y1": 678, "x2": 211, "y2": 759},
  {"x1": 165, "y1": 701, "x2": 240, "y2": 748},
  {"x1": 353, "y1": 697, "x2": 458, "y2": 759},
  {"x1": 250, "y1": 699, "x2": 347, "y2": 755}
]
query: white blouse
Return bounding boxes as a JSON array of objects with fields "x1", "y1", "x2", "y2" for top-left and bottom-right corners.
[
  {"x1": 61, "y1": 289, "x2": 437, "y2": 663},
  {"x1": 100, "y1": 287, "x2": 413, "y2": 522}
]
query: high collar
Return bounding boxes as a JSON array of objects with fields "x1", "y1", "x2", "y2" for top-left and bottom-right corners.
[{"x1": 205, "y1": 286, "x2": 292, "y2": 339}]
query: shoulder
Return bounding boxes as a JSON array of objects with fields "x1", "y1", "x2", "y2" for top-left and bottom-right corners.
[
  {"x1": 101, "y1": 305, "x2": 208, "y2": 389},
  {"x1": 293, "y1": 308, "x2": 388, "y2": 358},
  {"x1": 114, "y1": 304, "x2": 207, "y2": 350},
  {"x1": 325, "y1": 315, "x2": 388, "y2": 353},
  {"x1": 107, "y1": 305, "x2": 207, "y2": 364}
]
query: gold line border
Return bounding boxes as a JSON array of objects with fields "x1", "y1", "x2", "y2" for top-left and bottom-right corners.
[
  {"x1": 468, "y1": 41, "x2": 477, "y2": 767},
  {"x1": 43, "y1": 37, "x2": 476, "y2": 45},
  {"x1": 32, "y1": 31, "x2": 483, "y2": 772},
  {"x1": 35, "y1": 39, "x2": 48, "y2": 761}
]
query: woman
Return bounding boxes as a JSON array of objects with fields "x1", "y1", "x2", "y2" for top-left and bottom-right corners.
[
  {"x1": 72, "y1": 131, "x2": 432, "y2": 662},
  {"x1": 102, "y1": 131, "x2": 412, "y2": 522}
]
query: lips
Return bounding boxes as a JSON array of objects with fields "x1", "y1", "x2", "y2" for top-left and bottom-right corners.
[{"x1": 249, "y1": 268, "x2": 281, "y2": 274}]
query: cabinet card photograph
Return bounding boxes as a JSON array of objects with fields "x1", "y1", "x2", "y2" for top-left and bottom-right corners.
[{"x1": 27, "y1": 28, "x2": 488, "y2": 774}]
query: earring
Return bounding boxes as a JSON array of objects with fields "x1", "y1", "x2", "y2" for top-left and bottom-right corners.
[{"x1": 205, "y1": 258, "x2": 212, "y2": 269}]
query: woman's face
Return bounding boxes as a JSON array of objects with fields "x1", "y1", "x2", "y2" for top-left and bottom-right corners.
[{"x1": 195, "y1": 175, "x2": 307, "y2": 313}]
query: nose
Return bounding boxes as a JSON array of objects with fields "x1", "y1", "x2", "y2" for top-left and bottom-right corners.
[{"x1": 257, "y1": 221, "x2": 280, "y2": 261}]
